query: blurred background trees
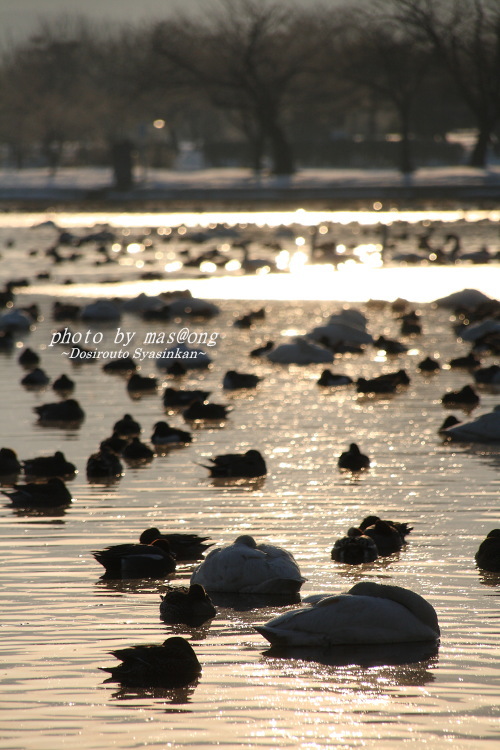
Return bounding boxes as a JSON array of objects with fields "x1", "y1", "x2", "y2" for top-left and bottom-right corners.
[{"x1": 0, "y1": 0, "x2": 496, "y2": 181}]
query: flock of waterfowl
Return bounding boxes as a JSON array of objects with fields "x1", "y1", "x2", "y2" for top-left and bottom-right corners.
[{"x1": 0, "y1": 260, "x2": 499, "y2": 689}]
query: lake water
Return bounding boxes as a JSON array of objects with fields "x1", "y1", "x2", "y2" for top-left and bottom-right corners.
[{"x1": 0, "y1": 207, "x2": 499, "y2": 749}]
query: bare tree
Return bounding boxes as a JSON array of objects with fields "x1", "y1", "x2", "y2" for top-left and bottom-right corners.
[
  {"x1": 392, "y1": 0, "x2": 500, "y2": 167},
  {"x1": 149, "y1": 0, "x2": 327, "y2": 175}
]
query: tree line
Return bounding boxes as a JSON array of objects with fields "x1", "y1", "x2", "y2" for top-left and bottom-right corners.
[{"x1": 0, "y1": 0, "x2": 499, "y2": 187}]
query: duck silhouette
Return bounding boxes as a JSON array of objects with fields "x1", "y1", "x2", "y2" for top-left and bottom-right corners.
[
  {"x1": 190, "y1": 535, "x2": 305, "y2": 594},
  {"x1": 151, "y1": 421, "x2": 192, "y2": 446},
  {"x1": 93, "y1": 539, "x2": 176, "y2": 578},
  {"x1": 338, "y1": 443, "x2": 370, "y2": 471},
  {"x1": 222, "y1": 370, "x2": 262, "y2": 389},
  {"x1": 331, "y1": 534, "x2": 379, "y2": 564},
  {"x1": 52, "y1": 374, "x2": 75, "y2": 395},
  {"x1": 101, "y1": 636, "x2": 201, "y2": 688},
  {"x1": 2, "y1": 477, "x2": 72, "y2": 507},
  {"x1": 23, "y1": 451, "x2": 76, "y2": 478},
  {"x1": 475, "y1": 530, "x2": 500, "y2": 572},
  {"x1": 86, "y1": 449, "x2": 124, "y2": 479},
  {"x1": 201, "y1": 449, "x2": 267, "y2": 478},
  {"x1": 163, "y1": 387, "x2": 211, "y2": 407},
  {"x1": 139, "y1": 527, "x2": 213, "y2": 560},
  {"x1": 0, "y1": 447, "x2": 22, "y2": 475},
  {"x1": 122, "y1": 437, "x2": 154, "y2": 462},
  {"x1": 255, "y1": 582, "x2": 440, "y2": 647},
  {"x1": 112, "y1": 413, "x2": 142, "y2": 437},
  {"x1": 160, "y1": 584, "x2": 216, "y2": 626},
  {"x1": 183, "y1": 401, "x2": 231, "y2": 421},
  {"x1": 317, "y1": 369, "x2": 353, "y2": 387},
  {"x1": 34, "y1": 398, "x2": 85, "y2": 424}
]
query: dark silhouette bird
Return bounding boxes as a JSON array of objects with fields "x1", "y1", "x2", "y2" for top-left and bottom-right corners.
[
  {"x1": 139, "y1": 528, "x2": 213, "y2": 560},
  {"x1": 338, "y1": 443, "x2": 370, "y2": 471},
  {"x1": 122, "y1": 437, "x2": 154, "y2": 462},
  {"x1": 100, "y1": 636, "x2": 201, "y2": 688},
  {"x1": 23, "y1": 451, "x2": 76, "y2": 478},
  {"x1": 183, "y1": 401, "x2": 231, "y2": 421},
  {"x1": 163, "y1": 387, "x2": 211, "y2": 408},
  {"x1": 358, "y1": 515, "x2": 412, "y2": 542},
  {"x1": 0, "y1": 447, "x2": 22, "y2": 475},
  {"x1": 331, "y1": 534, "x2": 379, "y2": 564},
  {"x1": 21, "y1": 368, "x2": 50, "y2": 387},
  {"x1": 93, "y1": 539, "x2": 176, "y2": 578},
  {"x1": 448, "y1": 352, "x2": 481, "y2": 369},
  {"x1": 102, "y1": 357, "x2": 137, "y2": 374},
  {"x1": 34, "y1": 398, "x2": 85, "y2": 424},
  {"x1": 52, "y1": 374, "x2": 75, "y2": 395},
  {"x1": 438, "y1": 415, "x2": 461, "y2": 435},
  {"x1": 202, "y1": 449, "x2": 267, "y2": 478},
  {"x1": 112, "y1": 413, "x2": 141, "y2": 437},
  {"x1": 160, "y1": 584, "x2": 216, "y2": 626},
  {"x1": 1, "y1": 477, "x2": 72, "y2": 507},
  {"x1": 151, "y1": 421, "x2": 192, "y2": 446},
  {"x1": 126, "y1": 373, "x2": 158, "y2": 393},
  {"x1": 250, "y1": 340, "x2": 274, "y2": 357},
  {"x1": 222, "y1": 370, "x2": 262, "y2": 389},
  {"x1": 373, "y1": 335, "x2": 408, "y2": 354},
  {"x1": 356, "y1": 377, "x2": 396, "y2": 395},
  {"x1": 86, "y1": 449, "x2": 123, "y2": 479},
  {"x1": 441, "y1": 385, "x2": 480, "y2": 408},
  {"x1": 473, "y1": 364, "x2": 500, "y2": 385},
  {"x1": 18, "y1": 347, "x2": 40, "y2": 368},
  {"x1": 475, "y1": 529, "x2": 500, "y2": 572},
  {"x1": 317, "y1": 369, "x2": 353, "y2": 386},
  {"x1": 99, "y1": 433, "x2": 129, "y2": 456},
  {"x1": 418, "y1": 356, "x2": 440, "y2": 372},
  {"x1": 354, "y1": 517, "x2": 408, "y2": 556}
]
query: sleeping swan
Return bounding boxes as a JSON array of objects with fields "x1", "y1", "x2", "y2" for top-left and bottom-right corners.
[
  {"x1": 190, "y1": 534, "x2": 305, "y2": 594},
  {"x1": 255, "y1": 582, "x2": 439, "y2": 646}
]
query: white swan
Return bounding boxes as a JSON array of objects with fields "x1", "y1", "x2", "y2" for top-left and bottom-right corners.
[
  {"x1": 266, "y1": 337, "x2": 333, "y2": 365},
  {"x1": 255, "y1": 582, "x2": 440, "y2": 646},
  {"x1": 442, "y1": 407, "x2": 500, "y2": 442},
  {"x1": 190, "y1": 535, "x2": 305, "y2": 594},
  {"x1": 308, "y1": 309, "x2": 373, "y2": 347}
]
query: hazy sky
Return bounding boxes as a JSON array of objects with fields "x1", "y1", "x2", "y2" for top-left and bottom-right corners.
[{"x1": 0, "y1": 0, "x2": 204, "y2": 43}]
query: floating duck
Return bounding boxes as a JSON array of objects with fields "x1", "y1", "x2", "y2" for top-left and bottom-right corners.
[
  {"x1": 222, "y1": 370, "x2": 262, "y2": 389},
  {"x1": 52, "y1": 374, "x2": 75, "y2": 395},
  {"x1": 93, "y1": 539, "x2": 176, "y2": 578},
  {"x1": 23, "y1": 451, "x2": 76, "y2": 478},
  {"x1": 441, "y1": 385, "x2": 480, "y2": 408},
  {"x1": 331, "y1": 534, "x2": 379, "y2": 564},
  {"x1": 354, "y1": 517, "x2": 406, "y2": 555},
  {"x1": 338, "y1": 443, "x2": 370, "y2": 471},
  {"x1": 249, "y1": 340, "x2": 274, "y2": 357},
  {"x1": 102, "y1": 357, "x2": 137, "y2": 374},
  {"x1": 1, "y1": 477, "x2": 72, "y2": 507},
  {"x1": 18, "y1": 347, "x2": 40, "y2": 368},
  {"x1": 255, "y1": 582, "x2": 440, "y2": 647},
  {"x1": 126, "y1": 373, "x2": 158, "y2": 393},
  {"x1": 201, "y1": 449, "x2": 267, "y2": 478},
  {"x1": 139, "y1": 527, "x2": 213, "y2": 559},
  {"x1": 190, "y1": 535, "x2": 305, "y2": 594},
  {"x1": 151, "y1": 421, "x2": 192, "y2": 446},
  {"x1": 418, "y1": 356, "x2": 440, "y2": 372},
  {"x1": 86, "y1": 449, "x2": 124, "y2": 479},
  {"x1": 101, "y1": 636, "x2": 201, "y2": 688},
  {"x1": 34, "y1": 398, "x2": 85, "y2": 424},
  {"x1": 0, "y1": 447, "x2": 22, "y2": 475},
  {"x1": 316, "y1": 369, "x2": 353, "y2": 387},
  {"x1": 183, "y1": 401, "x2": 231, "y2": 421},
  {"x1": 448, "y1": 352, "x2": 481, "y2": 369},
  {"x1": 122, "y1": 437, "x2": 154, "y2": 462},
  {"x1": 160, "y1": 584, "x2": 216, "y2": 626},
  {"x1": 112, "y1": 413, "x2": 141, "y2": 437},
  {"x1": 21, "y1": 367, "x2": 50, "y2": 387},
  {"x1": 475, "y1": 530, "x2": 500, "y2": 572}
]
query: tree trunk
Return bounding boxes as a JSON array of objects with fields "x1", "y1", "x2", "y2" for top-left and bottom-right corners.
[
  {"x1": 398, "y1": 108, "x2": 414, "y2": 175},
  {"x1": 111, "y1": 139, "x2": 135, "y2": 191},
  {"x1": 468, "y1": 128, "x2": 491, "y2": 168},
  {"x1": 261, "y1": 115, "x2": 295, "y2": 175}
]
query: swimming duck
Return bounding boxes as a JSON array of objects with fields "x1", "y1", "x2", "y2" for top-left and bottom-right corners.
[
  {"x1": 356, "y1": 377, "x2": 396, "y2": 395},
  {"x1": 441, "y1": 385, "x2": 480, "y2": 408},
  {"x1": 183, "y1": 401, "x2": 231, "y2": 421},
  {"x1": 101, "y1": 636, "x2": 201, "y2": 688},
  {"x1": 112, "y1": 413, "x2": 142, "y2": 437},
  {"x1": 86, "y1": 449, "x2": 124, "y2": 479},
  {"x1": 156, "y1": 343, "x2": 212, "y2": 371},
  {"x1": 93, "y1": 539, "x2": 176, "y2": 578},
  {"x1": 163, "y1": 387, "x2": 211, "y2": 407},
  {"x1": 331, "y1": 534, "x2": 379, "y2": 564},
  {"x1": 317, "y1": 370, "x2": 353, "y2": 387},
  {"x1": 373, "y1": 335, "x2": 408, "y2": 354},
  {"x1": 337, "y1": 443, "x2": 370, "y2": 471},
  {"x1": 18, "y1": 347, "x2": 40, "y2": 368},
  {"x1": 52, "y1": 374, "x2": 75, "y2": 395},
  {"x1": 23, "y1": 451, "x2": 76, "y2": 478},
  {"x1": 0, "y1": 447, "x2": 22, "y2": 475},
  {"x1": 418, "y1": 356, "x2": 440, "y2": 372},
  {"x1": 139, "y1": 527, "x2": 213, "y2": 559},
  {"x1": 475, "y1": 529, "x2": 500, "y2": 572},
  {"x1": 201, "y1": 449, "x2": 267, "y2": 478},
  {"x1": 34, "y1": 398, "x2": 85, "y2": 424},
  {"x1": 160, "y1": 584, "x2": 217, "y2": 626},
  {"x1": 190, "y1": 535, "x2": 305, "y2": 594},
  {"x1": 122, "y1": 437, "x2": 155, "y2": 462},
  {"x1": 151, "y1": 421, "x2": 192, "y2": 446},
  {"x1": 448, "y1": 352, "x2": 481, "y2": 369},
  {"x1": 1, "y1": 477, "x2": 72, "y2": 507},
  {"x1": 354, "y1": 518, "x2": 406, "y2": 555},
  {"x1": 99, "y1": 433, "x2": 129, "y2": 455},
  {"x1": 249, "y1": 340, "x2": 274, "y2": 357},
  {"x1": 20, "y1": 367, "x2": 50, "y2": 387},
  {"x1": 222, "y1": 370, "x2": 262, "y2": 389},
  {"x1": 255, "y1": 582, "x2": 440, "y2": 647},
  {"x1": 473, "y1": 364, "x2": 500, "y2": 385},
  {"x1": 126, "y1": 373, "x2": 158, "y2": 393},
  {"x1": 102, "y1": 357, "x2": 137, "y2": 374}
]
